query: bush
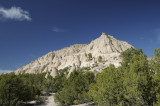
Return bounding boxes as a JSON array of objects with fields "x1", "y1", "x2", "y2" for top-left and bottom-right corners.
[
  {"x1": 0, "y1": 73, "x2": 33, "y2": 105},
  {"x1": 88, "y1": 53, "x2": 92, "y2": 60},
  {"x1": 54, "y1": 71, "x2": 95, "y2": 105},
  {"x1": 98, "y1": 56, "x2": 102, "y2": 62},
  {"x1": 89, "y1": 48, "x2": 154, "y2": 105},
  {"x1": 1, "y1": 48, "x2": 160, "y2": 106}
]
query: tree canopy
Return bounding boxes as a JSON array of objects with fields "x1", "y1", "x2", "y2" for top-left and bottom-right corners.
[{"x1": 1, "y1": 48, "x2": 160, "y2": 105}]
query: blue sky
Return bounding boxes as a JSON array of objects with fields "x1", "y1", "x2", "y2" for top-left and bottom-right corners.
[{"x1": 0, "y1": 0, "x2": 160, "y2": 73}]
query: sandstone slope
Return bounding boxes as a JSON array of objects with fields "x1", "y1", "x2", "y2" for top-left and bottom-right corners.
[{"x1": 15, "y1": 33, "x2": 133, "y2": 75}]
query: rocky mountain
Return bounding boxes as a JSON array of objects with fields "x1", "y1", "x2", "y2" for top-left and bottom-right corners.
[{"x1": 15, "y1": 32, "x2": 133, "y2": 77}]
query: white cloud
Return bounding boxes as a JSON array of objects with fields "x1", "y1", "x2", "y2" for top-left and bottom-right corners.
[
  {"x1": 0, "y1": 69, "x2": 13, "y2": 75},
  {"x1": 0, "y1": 6, "x2": 31, "y2": 21},
  {"x1": 52, "y1": 27, "x2": 65, "y2": 32}
]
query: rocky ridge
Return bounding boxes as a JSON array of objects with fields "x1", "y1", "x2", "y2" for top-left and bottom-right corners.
[{"x1": 15, "y1": 33, "x2": 133, "y2": 77}]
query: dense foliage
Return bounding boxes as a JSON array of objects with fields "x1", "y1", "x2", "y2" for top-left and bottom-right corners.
[
  {"x1": 54, "y1": 71, "x2": 95, "y2": 105},
  {"x1": 88, "y1": 48, "x2": 160, "y2": 105},
  {"x1": 0, "y1": 68, "x2": 68, "y2": 105},
  {"x1": 46, "y1": 69, "x2": 67, "y2": 93},
  {"x1": 1, "y1": 48, "x2": 160, "y2": 105},
  {"x1": 0, "y1": 73, "x2": 46, "y2": 106}
]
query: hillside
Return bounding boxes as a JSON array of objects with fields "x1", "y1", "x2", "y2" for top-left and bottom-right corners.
[{"x1": 15, "y1": 32, "x2": 133, "y2": 75}]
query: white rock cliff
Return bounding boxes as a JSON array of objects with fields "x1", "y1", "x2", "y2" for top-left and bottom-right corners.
[{"x1": 15, "y1": 33, "x2": 133, "y2": 75}]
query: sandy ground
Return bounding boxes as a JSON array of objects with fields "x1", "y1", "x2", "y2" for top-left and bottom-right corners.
[
  {"x1": 71, "y1": 102, "x2": 95, "y2": 106},
  {"x1": 45, "y1": 93, "x2": 58, "y2": 106},
  {"x1": 39, "y1": 93, "x2": 95, "y2": 106},
  {"x1": 39, "y1": 93, "x2": 59, "y2": 106}
]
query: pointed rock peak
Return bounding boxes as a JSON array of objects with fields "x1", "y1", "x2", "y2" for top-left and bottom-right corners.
[
  {"x1": 98, "y1": 32, "x2": 111, "y2": 40},
  {"x1": 100, "y1": 32, "x2": 107, "y2": 38},
  {"x1": 102, "y1": 32, "x2": 107, "y2": 35},
  {"x1": 99, "y1": 32, "x2": 115, "y2": 40},
  {"x1": 91, "y1": 32, "x2": 116, "y2": 44}
]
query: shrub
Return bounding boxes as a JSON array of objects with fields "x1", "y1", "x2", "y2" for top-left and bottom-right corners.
[
  {"x1": 54, "y1": 71, "x2": 95, "y2": 105},
  {"x1": 88, "y1": 53, "x2": 92, "y2": 60},
  {"x1": 98, "y1": 56, "x2": 102, "y2": 62}
]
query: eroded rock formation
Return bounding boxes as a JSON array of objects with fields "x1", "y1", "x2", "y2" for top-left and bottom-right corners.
[{"x1": 15, "y1": 33, "x2": 133, "y2": 75}]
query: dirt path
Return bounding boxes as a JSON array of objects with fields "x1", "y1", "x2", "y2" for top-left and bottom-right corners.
[
  {"x1": 39, "y1": 93, "x2": 95, "y2": 106},
  {"x1": 45, "y1": 93, "x2": 58, "y2": 106},
  {"x1": 38, "y1": 93, "x2": 58, "y2": 106}
]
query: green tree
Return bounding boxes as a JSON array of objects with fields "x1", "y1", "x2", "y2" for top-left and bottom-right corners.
[
  {"x1": 88, "y1": 53, "x2": 92, "y2": 60},
  {"x1": 150, "y1": 48, "x2": 160, "y2": 105},
  {"x1": 89, "y1": 48, "x2": 153, "y2": 105},
  {"x1": 48, "y1": 73, "x2": 66, "y2": 93},
  {"x1": 120, "y1": 47, "x2": 143, "y2": 67},
  {"x1": 120, "y1": 48, "x2": 153, "y2": 105},
  {"x1": 88, "y1": 83, "x2": 98, "y2": 104},
  {"x1": 54, "y1": 70, "x2": 95, "y2": 105},
  {"x1": 98, "y1": 56, "x2": 102, "y2": 62},
  {"x1": 0, "y1": 73, "x2": 32, "y2": 106},
  {"x1": 90, "y1": 65, "x2": 123, "y2": 105}
]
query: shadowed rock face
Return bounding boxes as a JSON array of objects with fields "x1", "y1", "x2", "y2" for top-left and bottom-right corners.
[{"x1": 15, "y1": 33, "x2": 133, "y2": 74}]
